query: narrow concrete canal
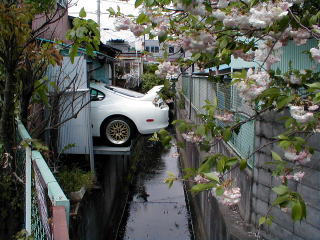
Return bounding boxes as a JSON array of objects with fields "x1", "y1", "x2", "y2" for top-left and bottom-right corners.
[{"x1": 116, "y1": 136, "x2": 194, "y2": 240}]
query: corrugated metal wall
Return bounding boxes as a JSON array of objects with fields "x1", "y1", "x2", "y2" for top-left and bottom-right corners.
[
  {"x1": 48, "y1": 56, "x2": 93, "y2": 155},
  {"x1": 272, "y1": 39, "x2": 320, "y2": 72}
]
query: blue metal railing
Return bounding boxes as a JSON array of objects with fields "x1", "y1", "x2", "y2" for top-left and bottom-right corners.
[{"x1": 17, "y1": 120, "x2": 70, "y2": 240}]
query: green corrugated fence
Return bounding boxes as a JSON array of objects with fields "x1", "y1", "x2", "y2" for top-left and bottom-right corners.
[{"x1": 181, "y1": 75, "x2": 255, "y2": 167}]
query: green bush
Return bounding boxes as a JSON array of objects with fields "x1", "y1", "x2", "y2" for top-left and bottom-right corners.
[
  {"x1": 143, "y1": 63, "x2": 159, "y2": 74},
  {"x1": 56, "y1": 168, "x2": 94, "y2": 193},
  {"x1": 141, "y1": 73, "x2": 165, "y2": 93}
]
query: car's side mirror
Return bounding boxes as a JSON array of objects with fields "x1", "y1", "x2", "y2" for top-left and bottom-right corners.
[{"x1": 91, "y1": 95, "x2": 99, "y2": 101}]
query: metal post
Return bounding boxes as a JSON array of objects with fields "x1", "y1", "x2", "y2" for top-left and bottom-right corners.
[
  {"x1": 189, "y1": 75, "x2": 192, "y2": 120},
  {"x1": 25, "y1": 146, "x2": 32, "y2": 235},
  {"x1": 97, "y1": 0, "x2": 100, "y2": 28}
]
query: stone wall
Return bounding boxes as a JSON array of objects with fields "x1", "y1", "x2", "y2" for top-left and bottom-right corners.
[
  {"x1": 176, "y1": 93, "x2": 320, "y2": 240},
  {"x1": 251, "y1": 111, "x2": 320, "y2": 240}
]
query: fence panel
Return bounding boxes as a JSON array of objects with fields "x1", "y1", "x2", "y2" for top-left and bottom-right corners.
[{"x1": 180, "y1": 75, "x2": 255, "y2": 167}]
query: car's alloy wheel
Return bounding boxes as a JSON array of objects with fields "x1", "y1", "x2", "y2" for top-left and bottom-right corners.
[{"x1": 105, "y1": 118, "x2": 131, "y2": 145}]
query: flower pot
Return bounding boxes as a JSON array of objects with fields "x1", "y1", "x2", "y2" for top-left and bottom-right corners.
[{"x1": 69, "y1": 186, "x2": 86, "y2": 202}]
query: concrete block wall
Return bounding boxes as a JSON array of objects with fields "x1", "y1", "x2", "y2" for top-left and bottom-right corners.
[
  {"x1": 176, "y1": 101, "x2": 255, "y2": 240},
  {"x1": 253, "y1": 111, "x2": 320, "y2": 240},
  {"x1": 177, "y1": 88, "x2": 320, "y2": 239}
]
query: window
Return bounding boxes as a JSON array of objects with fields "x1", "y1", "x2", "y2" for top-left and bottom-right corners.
[
  {"x1": 145, "y1": 46, "x2": 150, "y2": 52},
  {"x1": 155, "y1": 46, "x2": 159, "y2": 53},
  {"x1": 169, "y1": 46, "x2": 174, "y2": 54},
  {"x1": 90, "y1": 89, "x2": 105, "y2": 101},
  {"x1": 151, "y1": 46, "x2": 155, "y2": 53}
]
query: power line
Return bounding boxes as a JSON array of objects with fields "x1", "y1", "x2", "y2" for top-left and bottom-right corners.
[
  {"x1": 100, "y1": 0, "x2": 135, "y2": 5},
  {"x1": 68, "y1": 11, "x2": 110, "y2": 14}
]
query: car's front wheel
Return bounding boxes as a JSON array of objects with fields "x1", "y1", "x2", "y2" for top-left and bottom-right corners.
[{"x1": 101, "y1": 117, "x2": 133, "y2": 146}]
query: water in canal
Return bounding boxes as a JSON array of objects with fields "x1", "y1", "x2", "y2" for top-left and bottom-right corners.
[{"x1": 116, "y1": 135, "x2": 194, "y2": 240}]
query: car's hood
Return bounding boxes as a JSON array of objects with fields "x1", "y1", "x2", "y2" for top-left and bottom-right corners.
[{"x1": 140, "y1": 85, "x2": 163, "y2": 101}]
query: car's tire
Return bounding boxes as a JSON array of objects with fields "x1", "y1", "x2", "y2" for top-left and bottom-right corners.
[{"x1": 101, "y1": 116, "x2": 134, "y2": 146}]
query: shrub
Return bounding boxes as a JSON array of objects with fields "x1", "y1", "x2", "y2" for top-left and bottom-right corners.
[{"x1": 56, "y1": 168, "x2": 94, "y2": 193}]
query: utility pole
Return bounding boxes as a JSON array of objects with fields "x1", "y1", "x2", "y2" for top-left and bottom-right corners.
[{"x1": 97, "y1": 0, "x2": 100, "y2": 28}]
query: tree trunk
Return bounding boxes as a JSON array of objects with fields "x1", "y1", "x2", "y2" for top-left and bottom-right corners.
[
  {"x1": 0, "y1": 71, "x2": 17, "y2": 155},
  {"x1": 20, "y1": 82, "x2": 33, "y2": 126}
]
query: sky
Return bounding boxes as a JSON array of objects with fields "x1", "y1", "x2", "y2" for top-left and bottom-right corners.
[{"x1": 69, "y1": 0, "x2": 143, "y2": 49}]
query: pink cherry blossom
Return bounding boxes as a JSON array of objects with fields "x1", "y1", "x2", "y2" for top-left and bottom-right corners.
[
  {"x1": 284, "y1": 147, "x2": 312, "y2": 164},
  {"x1": 194, "y1": 174, "x2": 210, "y2": 184},
  {"x1": 310, "y1": 47, "x2": 320, "y2": 63},
  {"x1": 289, "y1": 105, "x2": 314, "y2": 123},
  {"x1": 215, "y1": 112, "x2": 234, "y2": 122},
  {"x1": 293, "y1": 171, "x2": 305, "y2": 181}
]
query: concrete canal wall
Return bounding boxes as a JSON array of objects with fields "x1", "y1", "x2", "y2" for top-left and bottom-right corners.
[
  {"x1": 175, "y1": 112, "x2": 255, "y2": 240},
  {"x1": 176, "y1": 98, "x2": 320, "y2": 240}
]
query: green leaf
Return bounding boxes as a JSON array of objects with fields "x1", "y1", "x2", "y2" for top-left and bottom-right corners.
[
  {"x1": 272, "y1": 185, "x2": 289, "y2": 195},
  {"x1": 198, "y1": 155, "x2": 217, "y2": 173},
  {"x1": 259, "y1": 216, "x2": 266, "y2": 225},
  {"x1": 158, "y1": 33, "x2": 167, "y2": 43},
  {"x1": 300, "y1": 199, "x2": 307, "y2": 219},
  {"x1": 107, "y1": 7, "x2": 116, "y2": 15},
  {"x1": 167, "y1": 171, "x2": 176, "y2": 177},
  {"x1": 191, "y1": 182, "x2": 216, "y2": 193},
  {"x1": 260, "y1": 87, "x2": 280, "y2": 98},
  {"x1": 216, "y1": 157, "x2": 226, "y2": 173},
  {"x1": 271, "y1": 151, "x2": 282, "y2": 161},
  {"x1": 192, "y1": 53, "x2": 201, "y2": 61},
  {"x1": 215, "y1": 186, "x2": 224, "y2": 196},
  {"x1": 135, "y1": 0, "x2": 144, "y2": 7},
  {"x1": 307, "y1": 82, "x2": 320, "y2": 89},
  {"x1": 183, "y1": 168, "x2": 197, "y2": 179},
  {"x1": 239, "y1": 159, "x2": 247, "y2": 170},
  {"x1": 266, "y1": 216, "x2": 273, "y2": 225},
  {"x1": 79, "y1": 7, "x2": 87, "y2": 18},
  {"x1": 292, "y1": 202, "x2": 302, "y2": 221},
  {"x1": 203, "y1": 172, "x2": 219, "y2": 182},
  {"x1": 136, "y1": 13, "x2": 149, "y2": 24},
  {"x1": 277, "y1": 95, "x2": 294, "y2": 109},
  {"x1": 272, "y1": 194, "x2": 289, "y2": 206},
  {"x1": 222, "y1": 128, "x2": 232, "y2": 141},
  {"x1": 279, "y1": 140, "x2": 291, "y2": 149},
  {"x1": 195, "y1": 125, "x2": 206, "y2": 136},
  {"x1": 226, "y1": 157, "x2": 238, "y2": 167}
]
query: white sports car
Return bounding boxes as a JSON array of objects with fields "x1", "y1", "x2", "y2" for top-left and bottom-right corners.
[{"x1": 90, "y1": 82, "x2": 169, "y2": 146}]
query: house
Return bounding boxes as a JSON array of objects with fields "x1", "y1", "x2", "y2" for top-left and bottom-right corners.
[
  {"x1": 144, "y1": 39, "x2": 184, "y2": 62},
  {"x1": 107, "y1": 39, "x2": 143, "y2": 88}
]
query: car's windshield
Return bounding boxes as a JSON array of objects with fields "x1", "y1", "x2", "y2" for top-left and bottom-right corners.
[{"x1": 105, "y1": 86, "x2": 144, "y2": 98}]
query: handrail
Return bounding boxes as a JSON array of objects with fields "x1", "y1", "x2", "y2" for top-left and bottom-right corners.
[{"x1": 17, "y1": 120, "x2": 70, "y2": 239}]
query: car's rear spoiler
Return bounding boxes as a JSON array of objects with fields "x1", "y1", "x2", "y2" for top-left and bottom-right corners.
[{"x1": 140, "y1": 85, "x2": 164, "y2": 101}]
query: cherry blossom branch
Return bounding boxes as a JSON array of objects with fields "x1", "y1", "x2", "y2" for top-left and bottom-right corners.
[{"x1": 288, "y1": 8, "x2": 320, "y2": 40}]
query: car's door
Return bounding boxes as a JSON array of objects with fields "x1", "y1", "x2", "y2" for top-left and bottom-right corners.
[{"x1": 90, "y1": 88, "x2": 107, "y2": 136}]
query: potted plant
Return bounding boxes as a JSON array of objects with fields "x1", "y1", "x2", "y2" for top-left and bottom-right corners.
[{"x1": 56, "y1": 168, "x2": 94, "y2": 202}]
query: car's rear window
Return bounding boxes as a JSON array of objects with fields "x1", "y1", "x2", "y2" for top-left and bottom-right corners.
[{"x1": 105, "y1": 86, "x2": 144, "y2": 98}]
